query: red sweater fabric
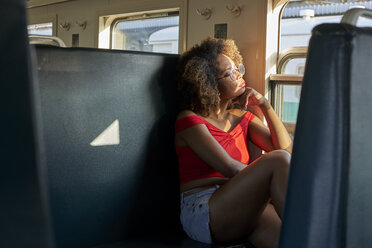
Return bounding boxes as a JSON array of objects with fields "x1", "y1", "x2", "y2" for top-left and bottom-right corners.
[{"x1": 175, "y1": 112, "x2": 256, "y2": 184}]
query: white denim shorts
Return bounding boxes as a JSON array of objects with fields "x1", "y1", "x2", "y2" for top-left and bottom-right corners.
[{"x1": 180, "y1": 185, "x2": 220, "y2": 244}]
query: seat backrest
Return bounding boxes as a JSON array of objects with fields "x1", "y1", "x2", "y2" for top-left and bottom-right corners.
[
  {"x1": 0, "y1": 1, "x2": 53, "y2": 248},
  {"x1": 280, "y1": 24, "x2": 372, "y2": 248},
  {"x1": 35, "y1": 46, "x2": 181, "y2": 248},
  {"x1": 346, "y1": 24, "x2": 372, "y2": 248}
]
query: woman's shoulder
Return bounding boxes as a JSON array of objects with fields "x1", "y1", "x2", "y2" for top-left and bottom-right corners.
[
  {"x1": 175, "y1": 110, "x2": 206, "y2": 134},
  {"x1": 176, "y1": 110, "x2": 198, "y2": 120}
]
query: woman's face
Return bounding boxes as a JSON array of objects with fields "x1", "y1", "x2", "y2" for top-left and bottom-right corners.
[{"x1": 216, "y1": 54, "x2": 246, "y2": 100}]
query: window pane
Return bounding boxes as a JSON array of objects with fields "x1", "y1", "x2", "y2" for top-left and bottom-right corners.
[
  {"x1": 280, "y1": 0, "x2": 372, "y2": 52},
  {"x1": 282, "y1": 85, "x2": 301, "y2": 139},
  {"x1": 112, "y1": 15, "x2": 179, "y2": 54},
  {"x1": 283, "y1": 85, "x2": 301, "y2": 122},
  {"x1": 281, "y1": 15, "x2": 341, "y2": 52},
  {"x1": 277, "y1": 0, "x2": 372, "y2": 138},
  {"x1": 283, "y1": 58, "x2": 306, "y2": 75},
  {"x1": 28, "y1": 23, "x2": 53, "y2": 36}
]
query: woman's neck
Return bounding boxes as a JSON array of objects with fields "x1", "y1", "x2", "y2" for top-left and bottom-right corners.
[{"x1": 210, "y1": 100, "x2": 230, "y2": 120}]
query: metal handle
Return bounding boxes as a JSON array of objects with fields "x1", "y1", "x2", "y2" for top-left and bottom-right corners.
[
  {"x1": 29, "y1": 35, "x2": 66, "y2": 47},
  {"x1": 341, "y1": 8, "x2": 372, "y2": 25}
]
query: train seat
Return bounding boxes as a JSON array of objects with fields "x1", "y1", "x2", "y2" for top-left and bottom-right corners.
[
  {"x1": 35, "y1": 46, "x2": 181, "y2": 247},
  {"x1": 279, "y1": 23, "x2": 372, "y2": 248},
  {"x1": 34, "y1": 46, "x2": 253, "y2": 248}
]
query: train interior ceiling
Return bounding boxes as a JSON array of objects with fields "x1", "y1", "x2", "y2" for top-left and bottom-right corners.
[{"x1": 3, "y1": 0, "x2": 372, "y2": 247}]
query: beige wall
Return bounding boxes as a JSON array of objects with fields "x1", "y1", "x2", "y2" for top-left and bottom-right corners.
[
  {"x1": 187, "y1": 0, "x2": 267, "y2": 94},
  {"x1": 28, "y1": 0, "x2": 286, "y2": 96}
]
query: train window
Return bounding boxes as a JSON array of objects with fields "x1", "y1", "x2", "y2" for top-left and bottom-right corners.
[
  {"x1": 271, "y1": 0, "x2": 372, "y2": 138},
  {"x1": 111, "y1": 12, "x2": 179, "y2": 54},
  {"x1": 281, "y1": 0, "x2": 372, "y2": 54},
  {"x1": 27, "y1": 22, "x2": 53, "y2": 36}
]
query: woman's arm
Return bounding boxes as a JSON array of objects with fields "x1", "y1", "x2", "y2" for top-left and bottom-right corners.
[
  {"x1": 239, "y1": 87, "x2": 293, "y2": 153},
  {"x1": 176, "y1": 112, "x2": 247, "y2": 177}
]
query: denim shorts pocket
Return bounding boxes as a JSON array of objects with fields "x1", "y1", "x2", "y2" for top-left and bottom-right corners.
[{"x1": 179, "y1": 186, "x2": 219, "y2": 244}]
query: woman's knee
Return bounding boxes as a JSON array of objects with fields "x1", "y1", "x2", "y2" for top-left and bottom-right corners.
[
  {"x1": 268, "y1": 149, "x2": 290, "y2": 161},
  {"x1": 264, "y1": 149, "x2": 291, "y2": 171}
]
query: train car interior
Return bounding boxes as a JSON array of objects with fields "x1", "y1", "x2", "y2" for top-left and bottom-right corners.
[{"x1": 1, "y1": 0, "x2": 372, "y2": 247}]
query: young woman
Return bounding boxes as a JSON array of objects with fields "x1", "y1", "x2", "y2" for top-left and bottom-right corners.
[{"x1": 175, "y1": 37, "x2": 292, "y2": 248}]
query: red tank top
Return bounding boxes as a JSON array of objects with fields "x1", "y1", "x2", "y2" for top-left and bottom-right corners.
[{"x1": 175, "y1": 111, "x2": 255, "y2": 184}]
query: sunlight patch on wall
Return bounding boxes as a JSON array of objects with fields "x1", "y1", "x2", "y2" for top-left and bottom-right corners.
[{"x1": 99, "y1": 25, "x2": 110, "y2": 49}]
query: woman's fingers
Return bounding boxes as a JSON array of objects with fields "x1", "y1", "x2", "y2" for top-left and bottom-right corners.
[
  {"x1": 245, "y1": 90, "x2": 252, "y2": 109},
  {"x1": 236, "y1": 87, "x2": 253, "y2": 110},
  {"x1": 246, "y1": 87, "x2": 258, "y2": 107},
  {"x1": 247, "y1": 87, "x2": 265, "y2": 106},
  {"x1": 235, "y1": 87, "x2": 264, "y2": 110},
  {"x1": 239, "y1": 89, "x2": 250, "y2": 110}
]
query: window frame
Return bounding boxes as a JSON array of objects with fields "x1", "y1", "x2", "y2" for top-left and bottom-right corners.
[
  {"x1": 27, "y1": 14, "x2": 57, "y2": 37},
  {"x1": 270, "y1": 46, "x2": 306, "y2": 120},
  {"x1": 273, "y1": 0, "x2": 372, "y2": 137},
  {"x1": 109, "y1": 10, "x2": 180, "y2": 52},
  {"x1": 277, "y1": 46, "x2": 307, "y2": 74}
]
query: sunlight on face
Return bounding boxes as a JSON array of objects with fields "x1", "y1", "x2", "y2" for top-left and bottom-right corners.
[{"x1": 216, "y1": 54, "x2": 246, "y2": 100}]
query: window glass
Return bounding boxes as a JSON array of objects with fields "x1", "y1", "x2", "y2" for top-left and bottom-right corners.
[
  {"x1": 282, "y1": 85, "x2": 301, "y2": 122},
  {"x1": 277, "y1": 0, "x2": 372, "y2": 138},
  {"x1": 112, "y1": 15, "x2": 179, "y2": 54},
  {"x1": 282, "y1": 58, "x2": 306, "y2": 75},
  {"x1": 281, "y1": 0, "x2": 372, "y2": 52},
  {"x1": 27, "y1": 22, "x2": 53, "y2": 36}
]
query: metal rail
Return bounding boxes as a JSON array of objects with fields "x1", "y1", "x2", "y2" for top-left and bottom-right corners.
[
  {"x1": 29, "y1": 35, "x2": 66, "y2": 47},
  {"x1": 341, "y1": 8, "x2": 372, "y2": 25}
]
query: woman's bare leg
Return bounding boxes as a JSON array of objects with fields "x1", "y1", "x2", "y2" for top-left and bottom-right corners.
[
  {"x1": 247, "y1": 203, "x2": 281, "y2": 248},
  {"x1": 209, "y1": 150, "x2": 290, "y2": 245}
]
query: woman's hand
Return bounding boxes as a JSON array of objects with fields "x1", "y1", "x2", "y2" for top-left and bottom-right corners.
[
  {"x1": 237, "y1": 87, "x2": 293, "y2": 153},
  {"x1": 236, "y1": 87, "x2": 269, "y2": 110}
]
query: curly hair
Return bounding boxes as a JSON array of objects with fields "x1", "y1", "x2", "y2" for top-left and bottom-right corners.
[{"x1": 177, "y1": 37, "x2": 243, "y2": 116}]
